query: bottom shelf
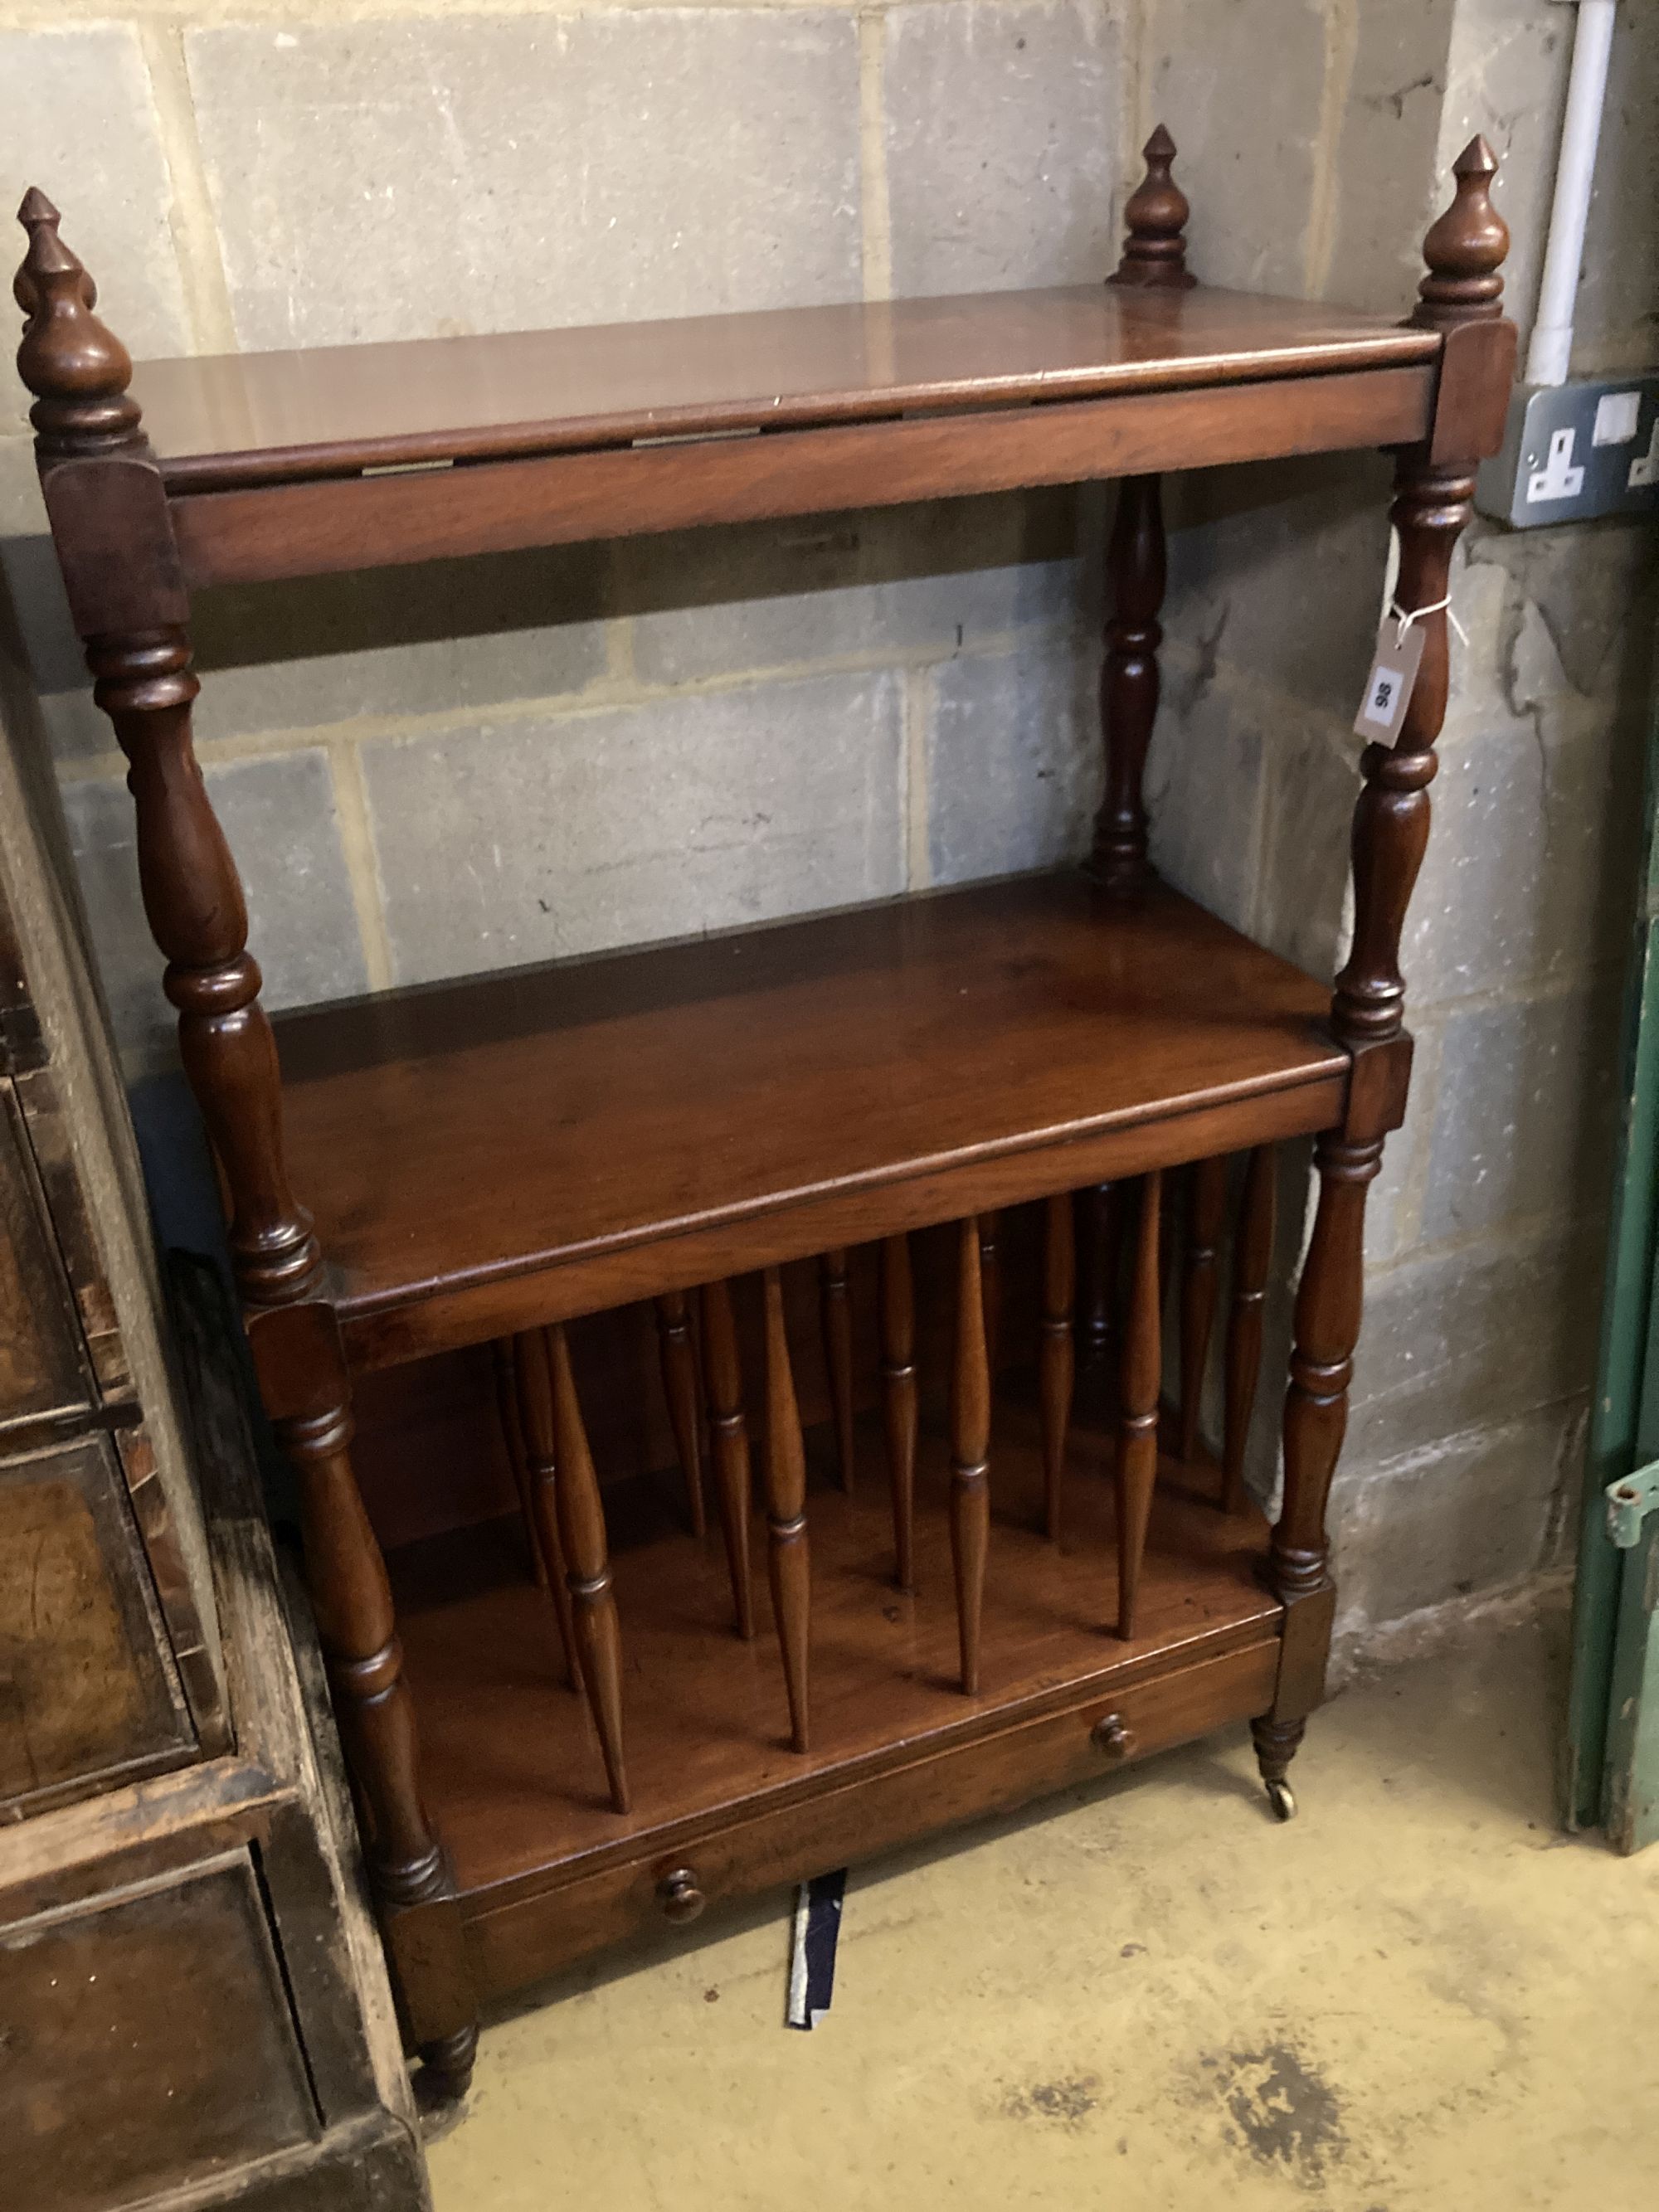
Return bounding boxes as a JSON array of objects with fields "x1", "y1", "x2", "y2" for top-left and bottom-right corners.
[{"x1": 392, "y1": 1393, "x2": 1284, "y2": 2001}]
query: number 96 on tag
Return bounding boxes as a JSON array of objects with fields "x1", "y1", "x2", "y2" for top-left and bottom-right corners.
[
  {"x1": 1365, "y1": 665, "x2": 1404, "y2": 723},
  {"x1": 1353, "y1": 615, "x2": 1426, "y2": 741}
]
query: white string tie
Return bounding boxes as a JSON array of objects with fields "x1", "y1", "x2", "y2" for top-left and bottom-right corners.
[{"x1": 1389, "y1": 593, "x2": 1468, "y2": 649}]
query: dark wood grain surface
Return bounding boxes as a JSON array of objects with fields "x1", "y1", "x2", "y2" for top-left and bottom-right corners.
[
  {"x1": 132, "y1": 284, "x2": 1439, "y2": 490},
  {"x1": 272, "y1": 873, "x2": 1345, "y2": 1338}
]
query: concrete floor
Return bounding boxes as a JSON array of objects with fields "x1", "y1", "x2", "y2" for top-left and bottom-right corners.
[{"x1": 428, "y1": 1602, "x2": 1659, "y2": 2210}]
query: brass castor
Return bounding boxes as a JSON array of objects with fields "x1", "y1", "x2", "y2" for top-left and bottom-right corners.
[{"x1": 1265, "y1": 1777, "x2": 1297, "y2": 1823}]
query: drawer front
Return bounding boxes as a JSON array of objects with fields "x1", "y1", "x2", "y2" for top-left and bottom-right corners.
[
  {"x1": 465, "y1": 1634, "x2": 1280, "y2": 2000},
  {"x1": 2, "y1": 1851, "x2": 318, "y2": 2212},
  {"x1": 0, "y1": 1437, "x2": 196, "y2": 1816}
]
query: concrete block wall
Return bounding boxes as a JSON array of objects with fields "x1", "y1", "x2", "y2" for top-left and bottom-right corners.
[
  {"x1": 1, "y1": 1, "x2": 1122, "y2": 1068},
  {"x1": 2, "y1": 0, "x2": 1655, "y2": 1643}
]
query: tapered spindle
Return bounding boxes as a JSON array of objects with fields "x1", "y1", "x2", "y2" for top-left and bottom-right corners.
[
  {"x1": 1039, "y1": 1193, "x2": 1075, "y2": 1542},
  {"x1": 1078, "y1": 1182, "x2": 1122, "y2": 1368},
  {"x1": 511, "y1": 1330, "x2": 582, "y2": 1693},
  {"x1": 879, "y1": 1232, "x2": 918, "y2": 1592},
  {"x1": 493, "y1": 1337, "x2": 549, "y2": 1587},
  {"x1": 1179, "y1": 1156, "x2": 1228, "y2": 1462},
  {"x1": 1223, "y1": 1145, "x2": 1275, "y2": 1514},
  {"x1": 762, "y1": 1269, "x2": 811, "y2": 1753},
  {"x1": 546, "y1": 1325, "x2": 630, "y2": 1816},
  {"x1": 950, "y1": 1217, "x2": 992, "y2": 1694},
  {"x1": 699, "y1": 1279, "x2": 757, "y2": 1639},
  {"x1": 654, "y1": 1291, "x2": 706, "y2": 1537},
  {"x1": 819, "y1": 1249, "x2": 856, "y2": 1493},
  {"x1": 1115, "y1": 1171, "x2": 1162, "y2": 1640},
  {"x1": 979, "y1": 1213, "x2": 1003, "y2": 1376}
]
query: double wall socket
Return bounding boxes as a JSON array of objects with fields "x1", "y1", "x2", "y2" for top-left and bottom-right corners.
[{"x1": 1476, "y1": 372, "x2": 1659, "y2": 528}]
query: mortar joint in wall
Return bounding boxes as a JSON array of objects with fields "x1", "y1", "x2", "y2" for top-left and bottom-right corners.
[
  {"x1": 857, "y1": 6, "x2": 893, "y2": 304},
  {"x1": 324, "y1": 735, "x2": 395, "y2": 992},
  {"x1": 902, "y1": 662, "x2": 932, "y2": 893}
]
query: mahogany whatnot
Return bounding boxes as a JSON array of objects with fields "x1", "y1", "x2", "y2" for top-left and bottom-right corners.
[{"x1": 13, "y1": 127, "x2": 1516, "y2": 2097}]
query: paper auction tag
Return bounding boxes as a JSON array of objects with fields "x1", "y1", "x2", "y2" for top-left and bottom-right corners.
[{"x1": 1353, "y1": 615, "x2": 1426, "y2": 742}]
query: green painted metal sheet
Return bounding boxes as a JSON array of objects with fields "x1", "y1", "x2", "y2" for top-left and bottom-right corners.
[{"x1": 1567, "y1": 670, "x2": 1659, "y2": 1846}]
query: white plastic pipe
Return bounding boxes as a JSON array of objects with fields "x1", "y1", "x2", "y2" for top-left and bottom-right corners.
[{"x1": 1525, "y1": 0, "x2": 1618, "y2": 387}]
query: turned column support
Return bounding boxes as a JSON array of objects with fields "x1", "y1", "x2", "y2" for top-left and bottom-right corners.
[
  {"x1": 1179, "y1": 1155, "x2": 1227, "y2": 1464},
  {"x1": 950, "y1": 1218, "x2": 992, "y2": 1695},
  {"x1": 1089, "y1": 124, "x2": 1188, "y2": 893},
  {"x1": 1091, "y1": 474, "x2": 1166, "y2": 894},
  {"x1": 246, "y1": 1299, "x2": 475, "y2": 2083},
  {"x1": 1223, "y1": 1145, "x2": 1275, "y2": 1515},
  {"x1": 700, "y1": 1278, "x2": 757, "y2": 1639},
  {"x1": 762, "y1": 1269, "x2": 812, "y2": 1754},
  {"x1": 511, "y1": 1330, "x2": 583, "y2": 1692},
  {"x1": 879, "y1": 1233, "x2": 919, "y2": 1593},
  {"x1": 1260, "y1": 140, "x2": 1514, "y2": 1811},
  {"x1": 818, "y1": 1250, "x2": 856, "y2": 1494},
  {"x1": 17, "y1": 193, "x2": 474, "y2": 2087},
  {"x1": 1039, "y1": 1192, "x2": 1075, "y2": 1544},
  {"x1": 654, "y1": 1291, "x2": 707, "y2": 1537},
  {"x1": 14, "y1": 192, "x2": 318, "y2": 1305}
]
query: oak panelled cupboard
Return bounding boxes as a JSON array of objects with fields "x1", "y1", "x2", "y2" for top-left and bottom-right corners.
[
  {"x1": 0, "y1": 605, "x2": 428, "y2": 2204},
  {"x1": 13, "y1": 129, "x2": 1517, "y2": 2100}
]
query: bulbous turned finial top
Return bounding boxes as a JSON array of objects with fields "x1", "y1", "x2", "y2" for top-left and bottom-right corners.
[
  {"x1": 1107, "y1": 124, "x2": 1197, "y2": 292},
  {"x1": 1417, "y1": 136, "x2": 1508, "y2": 322},
  {"x1": 14, "y1": 188, "x2": 141, "y2": 455}
]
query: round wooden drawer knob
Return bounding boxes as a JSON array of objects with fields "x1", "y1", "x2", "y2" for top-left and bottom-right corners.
[
  {"x1": 1092, "y1": 1714, "x2": 1136, "y2": 1759},
  {"x1": 657, "y1": 1867, "x2": 705, "y2": 1923}
]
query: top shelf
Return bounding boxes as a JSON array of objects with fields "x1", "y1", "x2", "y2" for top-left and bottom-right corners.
[{"x1": 130, "y1": 284, "x2": 1440, "y2": 494}]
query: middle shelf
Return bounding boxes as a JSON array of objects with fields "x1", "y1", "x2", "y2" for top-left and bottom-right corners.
[{"x1": 272, "y1": 870, "x2": 1349, "y2": 1369}]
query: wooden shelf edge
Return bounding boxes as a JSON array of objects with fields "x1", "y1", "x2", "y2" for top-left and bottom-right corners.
[
  {"x1": 170, "y1": 364, "x2": 1435, "y2": 587},
  {"x1": 338, "y1": 1067, "x2": 1345, "y2": 1370},
  {"x1": 131, "y1": 282, "x2": 1443, "y2": 498}
]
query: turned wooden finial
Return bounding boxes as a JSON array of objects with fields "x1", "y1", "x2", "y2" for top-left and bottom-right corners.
[
  {"x1": 1415, "y1": 136, "x2": 1508, "y2": 325},
  {"x1": 14, "y1": 188, "x2": 140, "y2": 454},
  {"x1": 1107, "y1": 124, "x2": 1197, "y2": 291}
]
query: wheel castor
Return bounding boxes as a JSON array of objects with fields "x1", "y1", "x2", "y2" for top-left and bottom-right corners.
[{"x1": 1265, "y1": 1777, "x2": 1297, "y2": 1823}]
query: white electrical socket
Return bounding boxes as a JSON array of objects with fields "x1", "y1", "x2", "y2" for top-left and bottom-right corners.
[{"x1": 1527, "y1": 426, "x2": 1585, "y2": 504}]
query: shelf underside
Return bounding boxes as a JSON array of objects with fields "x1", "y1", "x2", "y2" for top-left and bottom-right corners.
[
  {"x1": 392, "y1": 1399, "x2": 1281, "y2": 1991},
  {"x1": 272, "y1": 874, "x2": 1349, "y2": 1369},
  {"x1": 132, "y1": 284, "x2": 1439, "y2": 491}
]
